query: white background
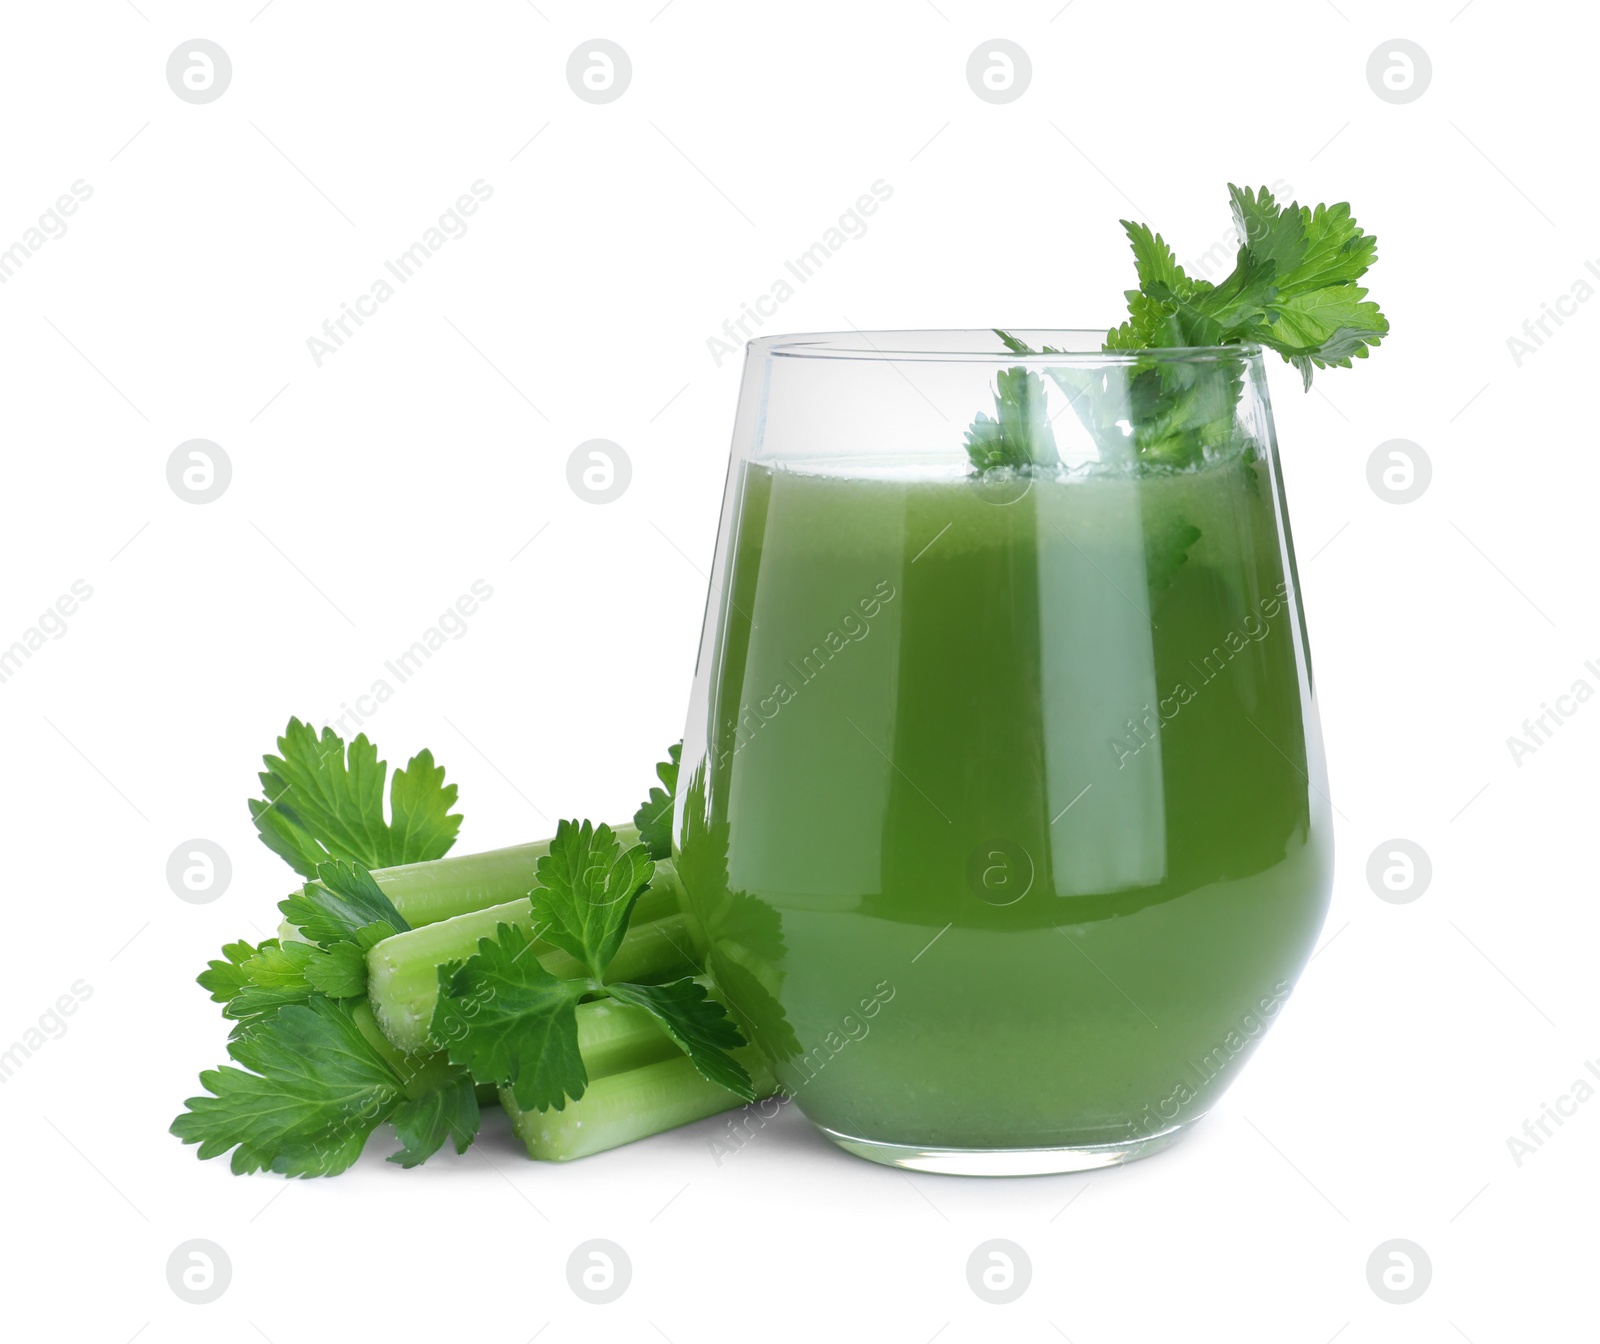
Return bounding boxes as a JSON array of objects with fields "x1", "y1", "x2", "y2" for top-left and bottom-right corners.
[{"x1": 1, "y1": 2, "x2": 1594, "y2": 1340}]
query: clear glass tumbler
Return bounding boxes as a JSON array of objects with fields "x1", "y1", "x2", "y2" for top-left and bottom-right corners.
[{"x1": 674, "y1": 330, "x2": 1332, "y2": 1175}]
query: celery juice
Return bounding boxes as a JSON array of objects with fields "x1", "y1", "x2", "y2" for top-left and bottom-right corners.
[{"x1": 681, "y1": 453, "x2": 1331, "y2": 1154}]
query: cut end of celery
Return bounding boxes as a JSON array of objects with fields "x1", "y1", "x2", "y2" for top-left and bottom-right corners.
[{"x1": 367, "y1": 898, "x2": 539, "y2": 1054}]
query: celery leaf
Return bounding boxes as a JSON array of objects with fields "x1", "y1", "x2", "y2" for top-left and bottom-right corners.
[
  {"x1": 172, "y1": 997, "x2": 404, "y2": 1177},
  {"x1": 303, "y1": 923, "x2": 392, "y2": 999},
  {"x1": 432, "y1": 924, "x2": 590, "y2": 1113},
  {"x1": 606, "y1": 978, "x2": 755, "y2": 1101},
  {"x1": 249, "y1": 718, "x2": 462, "y2": 879},
  {"x1": 389, "y1": 1072, "x2": 481, "y2": 1168},
  {"x1": 532, "y1": 820, "x2": 654, "y2": 982},
  {"x1": 174, "y1": 996, "x2": 477, "y2": 1176},
  {"x1": 963, "y1": 367, "x2": 1060, "y2": 471},
  {"x1": 281, "y1": 861, "x2": 410, "y2": 947},
  {"x1": 197, "y1": 940, "x2": 259, "y2": 1006},
  {"x1": 224, "y1": 940, "x2": 317, "y2": 1032}
]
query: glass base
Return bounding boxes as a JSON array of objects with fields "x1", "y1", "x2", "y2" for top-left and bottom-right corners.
[{"x1": 817, "y1": 1117, "x2": 1199, "y2": 1176}]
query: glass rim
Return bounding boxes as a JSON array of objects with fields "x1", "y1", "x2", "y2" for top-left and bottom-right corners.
[{"x1": 751, "y1": 328, "x2": 1264, "y2": 365}]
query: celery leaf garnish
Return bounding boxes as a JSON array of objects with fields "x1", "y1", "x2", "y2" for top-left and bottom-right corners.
[
  {"x1": 1114, "y1": 184, "x2": 1387, "y2": 381},
  {"x1": 974, "y1": 183, "x2": 1387, "y2": 471},
  {"x1": 963, "y1": 367, "x2": 1059, "y2": 471}
]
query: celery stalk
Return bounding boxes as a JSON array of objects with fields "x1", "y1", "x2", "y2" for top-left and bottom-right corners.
[
  {"x1": 502, "y1": 1047, "x2": 778, "y2": 1161},
  {"x1": 573, "y1": 997, "x2": 686, "y2": 1078},
  {"x1": 278, "y1": 823, "x2": 645, "y2": 939},
  {"x1": 348, "y1": 1001, "x2": 461, "y2": 1099}
]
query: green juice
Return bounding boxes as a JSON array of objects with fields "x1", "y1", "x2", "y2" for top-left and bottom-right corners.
[{"x1": 682, "y1": 452, "x2": 1332, "y2": 1152}]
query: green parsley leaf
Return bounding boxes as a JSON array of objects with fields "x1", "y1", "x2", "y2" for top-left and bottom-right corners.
[
  {"x1": 605, "y1": 979, "x2": 755, "y2": 1101},
  {"x1": 532, "y1": 820, "x2": 654, "y2": 982},
  {"x1": 431, "y1": 924, "x2": 590, "y2": 1112},
  {"x1": 280, "y1": 861, "x2": 410, "y2": 948},
  {"x1": 388, "y1": 1071, "x2": 480, "y2": 1168},
  {"x1": 249, "y1": 718, "x2": 462, "y2": 880},
  {"x1": 633, "y1": 743, "x2": 682, "y2": 862}
]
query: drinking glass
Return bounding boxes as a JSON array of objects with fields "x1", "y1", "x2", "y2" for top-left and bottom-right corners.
[{"x1": 674, "y1": 330, "x2": 1332, "y2": 1175}]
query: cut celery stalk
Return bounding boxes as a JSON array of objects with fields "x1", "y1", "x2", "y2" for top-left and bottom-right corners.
[
  {"x1": 573, "y1": 997, "x2": 686, "y2": 1078},
  {"x1": 502, "y1": 1047, "x2": 778, "y2": 1162},
  {"x1": 277, "y1": 822, "x2": 645, "y2": 940}
]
